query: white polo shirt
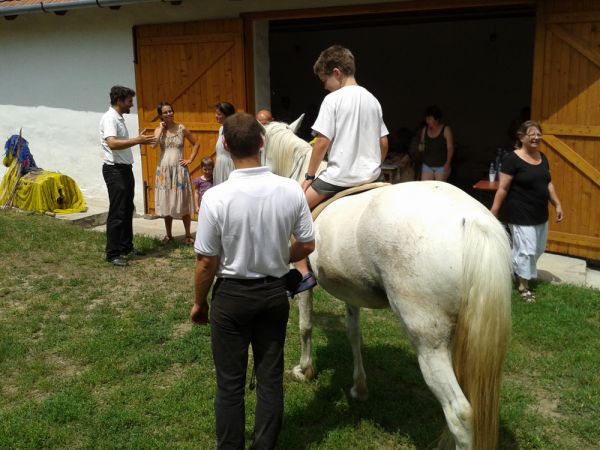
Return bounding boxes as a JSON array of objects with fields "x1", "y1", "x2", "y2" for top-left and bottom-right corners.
[
  {"x1": 312, "y1": 85, "x2": 388, "y2": 187},
  {"x1": 194, "y1": 166, "x2": 314, "y2": 279},
  {"x1": 99, "y1": 107, "x2": 134, "y2": 165}
]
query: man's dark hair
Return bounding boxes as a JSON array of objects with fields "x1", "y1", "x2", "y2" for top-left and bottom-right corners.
[
  {"x1": 222, "y1": 113, "x2": 263, "y2": 159},
  {"x1": 110, "y1": 86, "x2": 136, "y2": 105}
]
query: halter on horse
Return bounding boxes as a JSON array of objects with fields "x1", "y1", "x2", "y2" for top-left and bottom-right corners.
[{"x1": 263, "y1": 122, "x2": 512, "y2": 450}]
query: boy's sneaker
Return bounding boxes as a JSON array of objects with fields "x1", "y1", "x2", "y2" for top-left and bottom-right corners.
[{"x1": 287, "y1": 272, "x2": 317, "y2": 298}]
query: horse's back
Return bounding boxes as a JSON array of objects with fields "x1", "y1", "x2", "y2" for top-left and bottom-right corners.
[{"x1": 311, "y1": 181, "x2": 503, "y2": 312}]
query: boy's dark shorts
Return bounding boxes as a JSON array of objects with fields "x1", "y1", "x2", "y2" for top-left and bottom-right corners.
[{"x1": 311, "y1": 177, "x2": 347, "y2": 198}]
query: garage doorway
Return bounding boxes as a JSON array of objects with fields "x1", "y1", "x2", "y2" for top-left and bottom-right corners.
[{"x1": 263, "y1": 6, "x2": 536, "y2": 194}]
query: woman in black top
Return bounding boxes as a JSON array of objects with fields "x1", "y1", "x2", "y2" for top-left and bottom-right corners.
[
  {"x1": 491, "y1": 120, "x2": 563, "y2": 302},
  {"x1": 418, "y1": 105, "x2": 454, "y2": 181}
]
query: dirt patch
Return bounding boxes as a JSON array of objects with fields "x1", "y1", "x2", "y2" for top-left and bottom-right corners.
[
  {"x1": 171, "y1": 321, "x2": 192, "y2": 339},
  {"x1": 529, "y1": 393, "x2": 565, "y2": 419},
  {"x1": 45, "y1": 353, "x2": 87, "y2": 379},
  {"x1": 152, "y1": 362, "x2": 188, "y2": 390}
]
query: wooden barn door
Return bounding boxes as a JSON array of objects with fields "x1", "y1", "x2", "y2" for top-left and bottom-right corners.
[
  {"x1": 531, "y1": 0, "x2": 600, "y2": 261},
  {"x1": 134, "y1": 19, "x2": 246, "y2": 215}
]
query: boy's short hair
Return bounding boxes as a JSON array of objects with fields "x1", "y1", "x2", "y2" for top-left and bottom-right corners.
[
  {"x1": 200, "y1": 157, "x2": 214, "y2": 168},
  {"x1": 222, "y1": 113, "x2": 263, "y2": 159},
  {"x1": 110, "y1": 86, "x2": 135, "y2": 105},
  {"x1": 313, "y1": 45, "x2": 356, "y2": 77}
]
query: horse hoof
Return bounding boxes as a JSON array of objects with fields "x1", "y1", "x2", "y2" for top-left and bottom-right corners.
[
  {"x1": 350, "y1": 386, "x2": 368, "y2": 401},
  {"x1": 292, "y1": 364, "x2": 314, "y2": 382}
]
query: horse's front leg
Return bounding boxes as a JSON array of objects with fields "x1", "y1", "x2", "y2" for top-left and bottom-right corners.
[
  {"x1": 292, "y1": 289, "x2": 315, "y2": 381},
  {"x1": 346, "y1": 304, "x2": 368, "y2": 401}
]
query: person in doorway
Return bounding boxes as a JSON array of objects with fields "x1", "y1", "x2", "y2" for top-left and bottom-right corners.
[
  {"x1": 417, "y1": 105, "x2": 454, "y2": 182},
  {"x1": 153, "y1": 101, "x2": 199, "y2": 244},
  {"x1": 256, "y1": 109, "x2": 273, "y2": 125},
  {"x1": 213, "y1": 102, "x2": 236, "y2": 185},
  {"x1": 296, "y1": 44, "x2": 389, "y2": 292},
  {"x1": 191, "y1": 112, "x2": 315, "y2": 450},
  {"x1": 192, "y1": 157, "x2": 214, "y2": 214},
  {"x1": 491, "y1": 120, "x2": 564, "y2": 303},
  {"x1": 99, "y1": 85, "x2": 156, "y2": 267}
]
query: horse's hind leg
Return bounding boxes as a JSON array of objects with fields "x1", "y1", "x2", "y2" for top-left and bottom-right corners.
[
  {"x1": 416, "y1": 346, "x2": 473, "y2": 450},
  {"x1": 292, "y1": 290, "x2": 315, "y2": 381},
  {"x1": 346, "y1": 304, "x2": 368, "y2": 401}
]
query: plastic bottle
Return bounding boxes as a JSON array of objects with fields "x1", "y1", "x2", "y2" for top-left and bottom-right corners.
[
  {"x1": 489, "y1": 163, "x2": 496, "y2": 182},
  {"x1": 495, "y1": 148, "x2": 503, "y2": 172}
]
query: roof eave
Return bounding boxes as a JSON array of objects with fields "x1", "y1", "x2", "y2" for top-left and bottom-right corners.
[{"x1": 0, "y1": 0, "x2": 166, "y2": 18}]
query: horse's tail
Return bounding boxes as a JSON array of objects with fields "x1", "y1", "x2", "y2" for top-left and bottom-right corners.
[{"x1": 450, "y1": 215, "x2": 512, "y2": 450}]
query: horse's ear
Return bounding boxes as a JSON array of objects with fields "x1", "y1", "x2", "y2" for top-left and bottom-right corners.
[{"x1": 288, "y1": 113, "x2": 305, "y2": 134}]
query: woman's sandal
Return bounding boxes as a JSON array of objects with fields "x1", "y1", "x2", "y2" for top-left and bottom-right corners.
[
  {"x1": 162, "y1": 235, "x2": 174, "y2": 244},
  {"x1": 184, "y1": 236, "x2": 194, "y2": 245},
  {"x1": 518, "y1": 288, "x2": 536, "y2": 303}
]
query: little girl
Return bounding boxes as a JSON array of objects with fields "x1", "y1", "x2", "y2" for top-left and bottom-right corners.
[{"x1": 193, "y1": 157, "x2": 214, "y2": 214}]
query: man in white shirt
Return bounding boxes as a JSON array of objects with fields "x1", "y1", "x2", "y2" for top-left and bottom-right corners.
[
  {"x1": 191, "y1": 112, "x2": 315, "y2": 450},
  {"x1": 294, "y1": 45, "x2": 389, "y2": 291},
  {"x1": 99, "y1": 85, "x2": 155, "y2": 266}
]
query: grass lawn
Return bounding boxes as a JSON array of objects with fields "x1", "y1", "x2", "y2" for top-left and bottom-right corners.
[{"x1": 1, "y1": 210, "x2": 599, "y2": 449}]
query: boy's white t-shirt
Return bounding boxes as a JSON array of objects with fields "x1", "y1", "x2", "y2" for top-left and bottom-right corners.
[{"x1": 312, "y1": 85, "x2": 388, "y2": 187}]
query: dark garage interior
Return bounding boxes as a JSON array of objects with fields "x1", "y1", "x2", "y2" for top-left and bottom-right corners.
[{"x1": 268, "y1": 6, "x2": 536, "y2": 197}]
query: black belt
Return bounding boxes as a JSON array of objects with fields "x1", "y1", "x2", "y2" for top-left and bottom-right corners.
[{"x1": 219, "y1": 276, "x2": 281, "y2": 285}]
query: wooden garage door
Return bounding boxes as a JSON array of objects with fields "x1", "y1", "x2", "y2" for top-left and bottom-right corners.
[
  {"x1": 531, "y1": 0, "x2": 600, "y2": 261},
  {"x1": 134, "y1": 19, "x2": 246, "y2": 215}
]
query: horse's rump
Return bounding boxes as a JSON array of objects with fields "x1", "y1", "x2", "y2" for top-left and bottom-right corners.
[{"x1": 311, "y1": 181, "x2": 491, "y2": 310}]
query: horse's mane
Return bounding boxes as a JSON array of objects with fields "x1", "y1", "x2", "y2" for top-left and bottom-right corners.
[{"x1": 263, "y1": 122, "x2": 313, "y2": 182}]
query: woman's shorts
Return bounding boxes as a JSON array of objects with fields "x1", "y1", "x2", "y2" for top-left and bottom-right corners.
[
  {"x1": 311, "y1": 177, "x2": 348, "y2": 198},
  {"x1": 421, "y1": 163, "x2": 448, "y2": 175}
]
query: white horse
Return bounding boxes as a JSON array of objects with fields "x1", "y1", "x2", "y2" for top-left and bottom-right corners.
[{"x1": 263, "y1": 122, "x2": 513, "y2": 450}]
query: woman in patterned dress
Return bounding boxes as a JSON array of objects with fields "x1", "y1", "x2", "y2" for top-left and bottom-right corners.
[
  {"x1": 212, "y1": 101, "x2": 236, "y2": 185},
  {"x1": 153, "y1": 101, "x2": 199, "y2": 244}
]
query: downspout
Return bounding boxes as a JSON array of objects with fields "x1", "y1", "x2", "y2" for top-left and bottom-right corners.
[{"x1": 0, "y1": 0, "x2": 167, "y2": 17}]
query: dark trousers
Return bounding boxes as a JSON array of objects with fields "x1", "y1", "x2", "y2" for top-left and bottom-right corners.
[
  {"x1": 102, "y1": 163, "x2": 134, "y2": 260},
  {"x1": 210, "y1": 277, "x2": 290, "y2": 450}
]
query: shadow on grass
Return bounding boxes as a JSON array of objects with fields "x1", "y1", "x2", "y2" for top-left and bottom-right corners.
[
  {"x1": 281, "y1": 310, "x2": 441, "y2": 449},
  {"x1": 281, "y1": 310, "x2": 519, "y2": 449}
]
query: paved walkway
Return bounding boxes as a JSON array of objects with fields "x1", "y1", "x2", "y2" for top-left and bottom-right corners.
[{"x1": 61, "y1": 202, "x2": 600, "y2": 290}]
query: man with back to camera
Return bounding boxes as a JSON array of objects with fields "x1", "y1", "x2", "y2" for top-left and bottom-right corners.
[
  {"x1": 190, "y1": 112, "x2": 315, "y2": 449},
  {"x1": 99, "y1": 85, "x2": 156, "y2": 267}
]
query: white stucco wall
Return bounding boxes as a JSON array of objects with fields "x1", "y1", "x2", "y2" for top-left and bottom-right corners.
[{"x1": 0, "y1": 0, "x2": 405, "y2": 211}]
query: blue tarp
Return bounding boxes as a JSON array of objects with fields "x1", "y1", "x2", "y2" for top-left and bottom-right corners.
[{"x1": 4, "y1": 135, "x2": 37, "y2": 172}]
